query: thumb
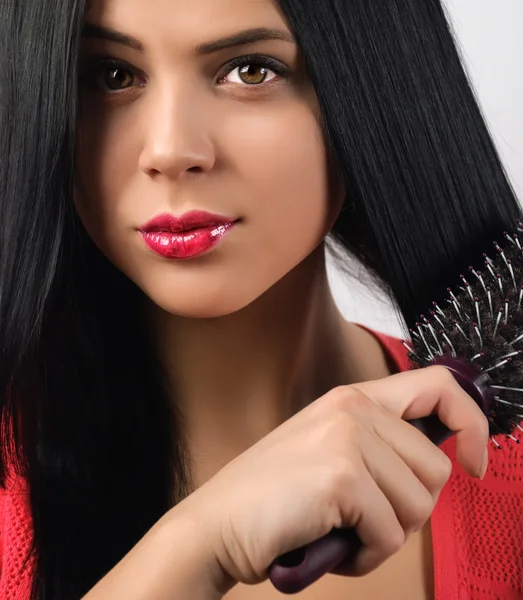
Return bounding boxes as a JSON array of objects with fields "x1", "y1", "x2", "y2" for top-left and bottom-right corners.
[{"x1": 351, "y1": 366, "x2": 489, "y2": 478}]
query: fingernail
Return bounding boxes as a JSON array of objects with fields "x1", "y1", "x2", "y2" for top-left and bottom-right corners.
[{"x1": 479, "y1": 448, "x2": 489, "y2": 480}]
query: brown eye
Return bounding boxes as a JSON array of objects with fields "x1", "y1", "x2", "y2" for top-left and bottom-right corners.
[
  {"x1": 101, "y1": 66, "x2": 134, "y2": 90},
  {"x1": 238, "y1": 64, "x2": 270, "y2": 85},
  {"x1": 79, "y1": 59, "x2": 138, "y2": 92},
  {"x1": 221, "y1": 55, "x2": 287, "y2": 87}
]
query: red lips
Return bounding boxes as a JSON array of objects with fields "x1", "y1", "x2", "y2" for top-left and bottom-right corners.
[{"x1": 139, "y1": 211, "x2": 236, "y2": 259}]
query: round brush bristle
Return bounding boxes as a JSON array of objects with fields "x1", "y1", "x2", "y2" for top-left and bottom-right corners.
[{"x1": 402, "y1": 223, "x2": 523, "y2": 445}]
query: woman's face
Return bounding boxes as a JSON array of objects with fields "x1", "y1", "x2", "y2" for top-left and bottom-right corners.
[{"x1": 75, "y1": 0, "x2": 341, "y2": 318}]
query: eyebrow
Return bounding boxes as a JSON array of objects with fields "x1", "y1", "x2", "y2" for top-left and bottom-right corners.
[{"x1": 81, "y1": 24, "x2": 295, "y2": 55}]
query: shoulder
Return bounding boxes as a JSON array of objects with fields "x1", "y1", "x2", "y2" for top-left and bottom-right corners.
[
  {"x1": 0, "y1": 474, "x2": 34, "y2": 599},
  {"x1": 373, "y1": 332, "x2": 410, "y2": 372},
  {"x1": 354, "y1": 324, "x2": 411, "y2": 373}
]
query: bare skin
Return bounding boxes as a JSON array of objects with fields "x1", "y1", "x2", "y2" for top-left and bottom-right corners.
[
  {"x1": 75, "y1": 1, "x2": 487, "y2": 598},
  {"x1": 151, "y1": 249, "x2": 393, "y2": 491}
]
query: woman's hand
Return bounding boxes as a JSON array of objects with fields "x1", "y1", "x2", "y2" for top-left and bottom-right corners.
[{"x1": 183, "y1": 366, "x2": 488, "y2": 593}]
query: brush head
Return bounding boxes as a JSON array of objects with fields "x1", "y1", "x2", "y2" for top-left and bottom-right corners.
[{"x1": 405, "y1": 224, "x2": 523, "y2": 442}]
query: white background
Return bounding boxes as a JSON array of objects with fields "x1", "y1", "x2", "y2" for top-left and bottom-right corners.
[{"x1": 328, "y1": 0, "x2": 523, "y2": 338}]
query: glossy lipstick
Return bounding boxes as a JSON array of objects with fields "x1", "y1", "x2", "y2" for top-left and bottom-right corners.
[{"x1": 139, "y1": 211, "x2": 236, "y2": 259}]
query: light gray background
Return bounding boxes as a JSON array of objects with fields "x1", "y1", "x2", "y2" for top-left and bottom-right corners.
[{"x1": 328, "y1": 0, "x2": 523, "y2": 338}]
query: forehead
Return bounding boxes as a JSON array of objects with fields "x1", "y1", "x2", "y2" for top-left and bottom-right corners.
[{"x1": 85, "y1": 0, "x2": 288, "y2": 37}]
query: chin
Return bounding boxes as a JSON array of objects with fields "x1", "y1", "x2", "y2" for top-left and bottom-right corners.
[{"x1": 144, "y1": 285, "x2": 259, "y2": 319}]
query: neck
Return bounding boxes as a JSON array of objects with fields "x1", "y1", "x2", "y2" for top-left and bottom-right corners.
[{"x1": 148, "y1": 246, "x2": 391, "y2": 486}]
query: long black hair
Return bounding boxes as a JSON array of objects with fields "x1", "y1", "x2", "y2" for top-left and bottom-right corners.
[{"x1": 0, "y1": 0, "x2": 520, "y2": 598}]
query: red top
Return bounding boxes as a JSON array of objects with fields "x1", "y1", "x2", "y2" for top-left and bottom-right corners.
[{"x1": 1, "y1": 331, "x2": 523, "y2": 599}]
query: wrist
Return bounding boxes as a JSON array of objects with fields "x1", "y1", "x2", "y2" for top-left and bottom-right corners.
[
  {"x1": 162, "y1": 500, "x2": 237, "y2": 597},
  {"x1": 83, "y1": 500, "x2": 234, "y2": 600}
]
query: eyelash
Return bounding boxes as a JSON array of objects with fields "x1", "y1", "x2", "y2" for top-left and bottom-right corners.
[
  {"x1": 78, "y1": 54, "x2": 290, "y2": 93},
  {"x1": 220, "y1": 54, "x2": 289, "y2": 83}
]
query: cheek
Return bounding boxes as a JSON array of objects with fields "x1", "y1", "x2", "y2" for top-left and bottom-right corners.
[
  {"x1": 74, "y1": 106, "x2": 140, "y2": 246},
  {"x1": 227, "y1": 106, "x2": 335, "y2": 266}
]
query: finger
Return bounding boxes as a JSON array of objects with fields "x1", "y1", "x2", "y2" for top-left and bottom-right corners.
[
  {"x1": 351, "y1": 366, "x2": 489, "y2": 478},
  {"x1": 334, "y1": 431, "x2": 434, "y2": 577},
  {"x1": 336, "y1": 465, "x2": 405, "y2": 577},
  {"x1": 371, "y1": 406, "x2": 453, "y2": 495},
  {"x1": 358, "y1": 425, "x2": 438, "y2": 528}
]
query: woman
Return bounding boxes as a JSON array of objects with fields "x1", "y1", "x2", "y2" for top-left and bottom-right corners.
[{"x1": 0, "y1": 0, "x2": 521, "y2": 598}]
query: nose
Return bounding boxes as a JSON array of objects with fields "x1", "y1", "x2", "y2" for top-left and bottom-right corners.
[{"x1": 139, "y1": 89, "x2": 216, "y2": 180}]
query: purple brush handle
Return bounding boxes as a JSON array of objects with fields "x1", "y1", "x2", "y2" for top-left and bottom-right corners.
[{"x1": 269, "y1": 355, "x2": 492, "y2": 594}]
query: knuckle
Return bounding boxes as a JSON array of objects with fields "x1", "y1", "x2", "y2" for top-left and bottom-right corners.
[
  {"x1": 427, "y1": 364, "x2": 454, "y2": 385},
  {"x1": 430, "y1": 451, "x2": 453, "y2": 486},
  {"x1": 322, "y1": 385, "x2": 353, "y2": 410},
  {"x1": 324, "y1": 385, "x2": 371, "y2": 414},
  {"x1": 311, "y1": 386, "x2": 344, "y2": 418},
  {"x1": 407, "y1": 491, "x2": 435, "y2": 527},
  {"x1": 309, "y1": 412, "x2": 365, "y2": 459},
  {"x1": 383, "y1": 525, "x2": 406, "y2": 555},
  {"x1": 316, "y1": 388, "x2": 370, "y2": 438},
  {"x1": 423, "y1": 449, "x2": 452, "y2": 494},
  {"x1": 326, "y1": 458, "x2": 359, "y2": 495}
]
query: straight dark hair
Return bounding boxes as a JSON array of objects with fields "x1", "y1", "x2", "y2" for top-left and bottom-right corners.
[{"x1": 0, "y1": 0, "x2": 520, "y2": 598}]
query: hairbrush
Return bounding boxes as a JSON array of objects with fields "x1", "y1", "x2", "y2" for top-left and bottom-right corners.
[{"x1": 269, "y1": 224, "x2": 523, "y2": 594}]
